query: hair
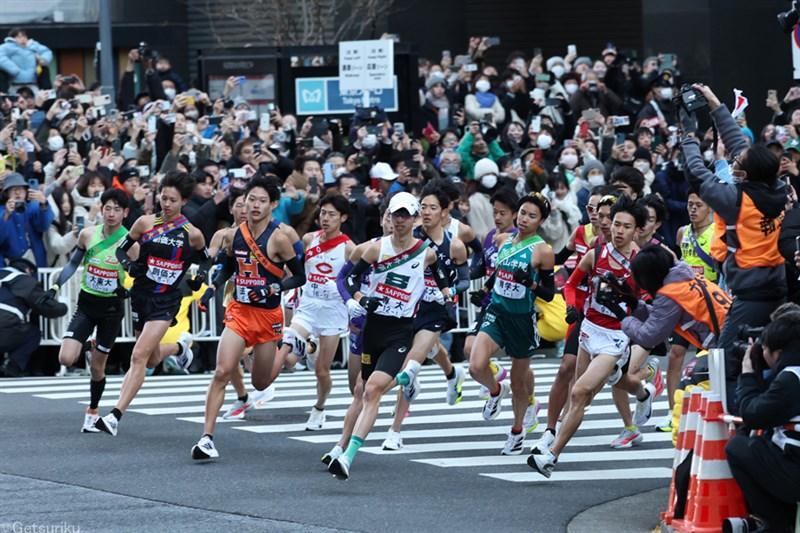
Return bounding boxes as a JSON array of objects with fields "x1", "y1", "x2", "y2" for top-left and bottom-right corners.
[
  {"x1": 611, "y1": 166, "x2": 645, "y2": 197},
  {"x1": 228, "y1": 188, "x2": 245, "y2": 209},
  {"x1": 517, "y1": 192, "x2": 551, "y2": 220},
  {"x1": 160, "y1": 171, "x2": 196, "y2": 199},
  {"x1": 547, "y1": 173, "x2": 569, "y2": 192},
  {"x1": 8, "y1": 28, "x2": 26, "y2": 38},
  {"x1": 438, "y1": 178, "x2": 462, "y2": 206},
  {"x1": 245, "y1": 175, "x2": 280, "y2": 203},
  {"x1": 762, "y1": 311, "x2": 800, "y2": 353},
  {"x1": 420, "y1": 179, "x2": 451, "y2": 210},
  {"x1": 233, "y1": 137, "x2": 255, "y2": 157},
  {"x1": 50, "y1": 185, "x2": 74, "y2": 234},
  {"x1": 631, "y1": 245, "x2": 675, "y2": 295},
  {"x1": 491, "y1": 187, "x2": 519, "y2": 211},
  {"x1": 590, "y1": 184, "x2": 618, "y2": 198},
  {"x1": 294, "y1": 155, "x2": 321, "y2": 173},
  {"x1": 740, "y1": 144, "x2": 779, "y2": 184},
  {"x1": 100, "y1": 188, "x2": 130, "y2": 210},
  {"x1": 639, "y1": 193, "x2": 667, "y2": 224},
  {"x1": 190, "y1": 169, "x2": 214, "y2": 186},
  {"x1": 16, "y1": 86, "x2": 33, "y2": 100},
  {"x1": 610, "y1": 194, "x2": 647, "y2": 228},
  {"x1": 75, "y1": 170, "x2": 110, "y2": 198},
  {"x1": 319, "y1": 194, "x2": 351, "y2": 218}
]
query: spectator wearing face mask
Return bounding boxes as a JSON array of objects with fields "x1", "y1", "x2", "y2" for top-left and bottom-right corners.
[
  {"x1": 632, "y1": 148, "x2": 655, "y2": 194},
  {"x1": 417, "y1": 72, "x2": 452, "y2": 135},
  {"x1": 438, "y1": 149, "x2": 464, "y2": 183},
  {"x1": 568, "y1": 70, "x2": 623, "y2": 118},
  {"x1": 636, "y1": 71, "x2": 677, "y2": 127},
  {"x1": 575, "y1": 159, "x2": 606, "y2": 222},
  {"x1": 465, "y1": 75, "x2": 505, "y2": 125},
  {"x1": 499, "y1": 71, "x2": 531, "y2": 126},
  {"x1": 116, "y1": 48, "x2": 167, "y2": 112},
  {"x1": 155, "y1": 57, "x2": 188, "y2": 94},
  {"x1": 468, "y1": 158, "x2": 500, "y2": 239},
  {"x1": 553, "y1": 146, "x2": 581, "y2": 187},
  {"x1": 540, "y1": 174, "x2": 582, "y2": 256},
  {"x1": 546, "y1": 56, "x2": 568, "y2": 81}
]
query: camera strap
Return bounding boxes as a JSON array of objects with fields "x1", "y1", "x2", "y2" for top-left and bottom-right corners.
[{"x1": 694, "y1": 276, "x2": 722, "y2": 338}]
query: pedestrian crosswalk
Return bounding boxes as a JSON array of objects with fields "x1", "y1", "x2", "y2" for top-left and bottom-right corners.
[{"x1": 0, "y1": 360, "x2": 675, "y2": 483}]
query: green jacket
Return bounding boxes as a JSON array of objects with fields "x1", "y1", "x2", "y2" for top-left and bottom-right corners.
[{"x1": 457, "y1": 132, "x2": 506, "y2": 180}]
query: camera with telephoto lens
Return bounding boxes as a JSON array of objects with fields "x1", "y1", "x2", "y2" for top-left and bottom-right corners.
[
  {"x1": 778, "y1": 0, "x2": 800, "y2": 32},
  {"x1": 137, "y1": 42, "x2": 159, "y2": 62},
  {"x1": 675, "y1": 84, "x2": 708, "y2": 114},
  {"x1": 732, "y1": 324, "x2": 767, "y2": 377}
]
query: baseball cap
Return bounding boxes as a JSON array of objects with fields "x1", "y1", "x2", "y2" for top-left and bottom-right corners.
[
  {"x1": 784, "y1": 138, "x2": 800, "y2": 154},
  {"x1": 370, "y1": 162, "x2": 399, "y2": 181},
  {"x1": 388, "y1": 192, "x2": 420, "y2": 216}
]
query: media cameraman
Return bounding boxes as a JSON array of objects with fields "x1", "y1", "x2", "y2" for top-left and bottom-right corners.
[
  {"x1": 725, "y1": 306, "x2": 800, "y2": 533},
  {"x1": 680, "y1": 84, "x2": 786, "y2": 413}
]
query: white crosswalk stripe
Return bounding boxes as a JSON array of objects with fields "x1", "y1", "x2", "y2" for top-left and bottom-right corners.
[{"x1": 0, "y1": 361, "x2": 675, "y2": 483}]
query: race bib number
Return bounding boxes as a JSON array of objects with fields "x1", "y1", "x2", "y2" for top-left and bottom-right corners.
[
  {"x1": 85, "y1": 264, "x2": 118, "y2": 293},
  {"x1": 493, "y1": 269, "x2": 525, "y2": 300},
  {"x1": 306, "y1": 272, "x2": 336, "y2": 299},
  {"x1": 422, "y1": 276, "x2": 443, "y2": 302},
  {"x1": 146, "y1": 257, "x2": 183, "y2": 286},
  {"x1": 235, "y1": 274, "x2": 266, "y2": 304}
]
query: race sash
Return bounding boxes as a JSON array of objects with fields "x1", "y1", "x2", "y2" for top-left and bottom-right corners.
[
  {"x1": 141, "y1": 215, "x2": 188, "y2": 244},
  {"x1": 239, "y1": 221, "x2": 285, "y2": 279},
  {"x1": 688, "y1": 228, "x2": 716, "y2": 269},
  {"x1": 305, "y1": 232, "x2": 350, "y2": 262},
  {"x1": 606, "y1": 243, "x2": 632, "y2": 271},
  {"x1": 373, "y1": 239, "x2": 428, "y2": 274},
  {"x1": 496, "y1": 234, "x2": 542, "y2": 265},
  {"x1": 86, "y1": 226, "x2": 128, "y2": 260}
]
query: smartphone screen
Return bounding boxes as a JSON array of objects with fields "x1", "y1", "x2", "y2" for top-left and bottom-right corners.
[
  {"x1": 323, "y1": 162, "x2": 335, "y2": 184},
  {"x1": 615, "y1": 133, "x2": 626, "y2": 146},
  {"x1": 309, "y1": 176, "x2": 319, "y2": 195}
]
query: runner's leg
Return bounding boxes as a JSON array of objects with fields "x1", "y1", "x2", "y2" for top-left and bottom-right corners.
[
  {"x1": 314, "y1": 334, "x2": 340, "y2": 410},
  {"x1": 114, "y1": 320, "x2": 171, "y2": 413},
  {"x1": 203, "y1": 328, "x2": 246, "y2": 437}
]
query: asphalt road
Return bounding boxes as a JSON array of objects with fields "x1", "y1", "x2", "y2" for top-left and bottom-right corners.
[{"x1": 0, "y1": 359, "x2": 670, "y2": 533}]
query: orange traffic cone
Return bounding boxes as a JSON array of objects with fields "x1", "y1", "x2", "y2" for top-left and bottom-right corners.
[
  {"x1": 662, "y1": 388, "x2": 700, "y2": 525},
  {"x1": 672, "y1": 391, "x2": 710, "y2": 532}
]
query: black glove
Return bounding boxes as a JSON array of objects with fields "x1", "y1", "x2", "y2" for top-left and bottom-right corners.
[
  {"x1": 595, "y1": 289, "x2": 628, "y2": 321},
  {"x1": 187, "y1": 273, "x2": 205, "y2": 292},
  {"x1": 678, "y1": 107, "x2": 698, "y2": 135},
  {"x1": 126, "y1": 260, "x2": 147, "y2": 278},
  {"x1": 45, "y1": 288, "x2": 58, "y2": 300},
  {"x1": 469, "y1": 289, "x2": 487, "y2": 308},
  {"x1": 248, "y1": 283, "x2": 280, "y2": 303},
  {"x1": 114, "y1": 286, "x2": 130, "y2": 299},
  {"x1": 512, "y1": 266, "x2": 534, "y2": 288},
  {"x1": 565, "y1": 305, "x2": 580, "y2": 324},
  {"x1": 359, "y1": 296, "x2": 383, "y2": 314},
  {"x1": 198, "y1": 287, "x2": 214, "y2": 312}
]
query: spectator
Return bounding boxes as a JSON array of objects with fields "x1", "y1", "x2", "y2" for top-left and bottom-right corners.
[
  {"x1": 458, "y1": 121, "x2": 505, "y2": 180},
  {"x1": 0, "y1": 28, "x2": 52, "y2": 91},
  {"x1": 0, "y1": 173, "x2": 53, "y2": 267},
  {"x1": 465, "y1": 74, "x2": 506, "y2": 125},
  {"x1": 467, "y1": 158, "x2": 499, "y2": 239},
  {"x1": 182, "y1": 169, "x2": 226, "y2": 243},
  {"x1": 155, "y1": 57, "x2": 188, "y2": 94},
  {"x1": 71, "y1": 170, "x2": 109, "y2": 227},
  {"x1": 44, "y1": 185, "x2": 77, "y2": 267}
]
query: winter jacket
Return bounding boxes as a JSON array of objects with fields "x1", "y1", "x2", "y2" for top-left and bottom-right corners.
[
  {"x1": 0, "y1": 37, "x2": 52, "y2": 84},
  {"x1": 538, "y1": 192, "x2": 582, "y2": 254},
  {"x1": 457, "y1": 132, "x2": 506, "y2": 181},
  {"x1": 0, "y1": 201, "x2": 54, "y2": 267},
  {"x1": 464, "y1": 93, "x2": 506, "y2": 125}
]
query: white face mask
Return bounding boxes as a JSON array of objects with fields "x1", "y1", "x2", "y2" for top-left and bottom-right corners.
[
  {"x1": 659, "y1": 87, "x2": 674, "y2": 100},
  {"x1": 565, "y1": 83, "x2": 579, "y2": 95},
  {"x1": 313, "y1": 136, "x2": 330, "y2": 151},
  {"x1": 551, "y1": 65, "x2": 565, "y2": 78},
  {"x1": 164, "y1": 87, "x2": 176, "y2": 101},
  {"x1": 480, "y1": 173, "x2": 497, "y2": 189},
  {"x1": 362, "y1": 134, "x2": 377, "y2": 149},
  {"x1": 633, "y1": 161, "x2": 651, "y2": 174},
  {"x1": 594, "y1": 68, "x2": 607, "y2": 79},
  {"x1": 587, "y1": 173, "x2": 605, "y2": 187},
  {"x1": 475, "y1": 80, "x2": 491, "y2": 93},
  {"x1": 47, "y1": 135, "x2": 64, "y2": 152},
  {"x1": 537, "y1": 134, "x2": 553, "y2": 150},
  {"x1": 506, "y1": 80, "x2": 515, "y2": 90},
  {"x1": 560, "y1": 154, "x2": 579, "y2": 169}
]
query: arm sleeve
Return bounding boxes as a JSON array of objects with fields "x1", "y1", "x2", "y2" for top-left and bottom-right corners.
[
  {"x1": 469, "y1": 251, "x2": 486, "y2": 279},
  {"x1": 738, "y1": 373, "x2": 800, "y2": 429},
  {"x1": 211, "y1": 253, "x2": 235, "y2": 289},
  {"x1": 466, "y1": 236, "x2": 483, "y2": 257},
  {"x1": 563, "y1": 267, "x2": 586, "y2": 308},
  {"x1": 340, "y1": 259, "x2": 371, "y2": 300},
  {"x1": 431, "y1": 261, "x2": 450, "y2": 292},
  {"x1": 115, "y1": 234, "x2": 136, "y2": 266},
  {"x1": 336, "y1": 260, "x2": 355, "y2": 302},
  {"x1": 533, "y1": 268, "x2": 555, "y2": 302},
  {"x1": 712, "y1": 104, "x2": 750, "y2": 158},
  {"x1": 292, "y1": 239, "x2": 304, "y2": 262},
  {"x1": 54, "y1": 246, "x2": 86, "y2": 288},
  {"x1": 279, "y1": 256, "x2": 306, "y2": 292},
  {"x1": 620, "y1": 294, "x2": 682, "y2": 350},
  {"x1": 453, "y1": 262, "x2": 470, "y2": 294}
]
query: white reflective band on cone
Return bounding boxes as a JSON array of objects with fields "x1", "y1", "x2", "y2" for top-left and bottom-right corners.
[{"x1": 697, "y1": 459, "x2": 734, "y2": 481}]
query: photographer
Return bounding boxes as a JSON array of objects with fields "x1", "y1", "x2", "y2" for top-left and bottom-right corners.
[
  {"x1": 0, "y1": 172, "x2": 53, "y2": 267},
  {"x1": 680, "y1": 84, "x2": 787, "y2": 413},
  {"x1": 725, "y1": 307, "x2": 800, "y2": 533}
]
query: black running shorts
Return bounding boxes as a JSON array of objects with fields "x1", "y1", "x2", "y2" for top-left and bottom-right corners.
[
  {"x1": 130, "y1": 290, "x2": 182, "y2": 331},
  {"x1": 64, "y1": 291, "x2": 125, "y2": 354},
  {"x1": 360, "y1": 314, "x2": 414, "y2": 381},
  {"x1": 413, "y1": 300, "x2": 453, "y2": 334}
]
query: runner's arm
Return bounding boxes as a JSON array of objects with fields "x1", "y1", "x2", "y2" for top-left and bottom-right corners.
[
  {"x1": 52, "y1": 246, "x2": 86, "y2": 291},
  {"x1": 450, "y1": 238, "x2": 470, "y2": 294},
  {"x1": 563, "y1": 250, "x2": 592, "y2": 308},
  {"x1": 115, "y1": 216, "x2": 144, "y2": 268},
  {"x1": 280, "y1": 256, "x2": 305, "y2": 291},
  {"x1": 532, "y1": 244, "x2": 556, "y2": 302}
]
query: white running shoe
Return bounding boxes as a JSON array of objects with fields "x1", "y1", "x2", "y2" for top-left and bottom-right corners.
[
  {"x1": 305, "y1": 407, "x2": 326, "y2": 431},
  {"x1": 222, "y1": 397, "x2": 253, "y2": 420},
  {"x1": 522, "y1": 399, "x2": 541, "y2": 433},
  {"x1": 328, "y1": 455, "x2": 351, "y2": 480},
  {"x1": 82, "y1": 410, "x2": 100, "y2": 433},
  {"x1": 381, "y1": 430, "x2": 403, "y2": 451},
  {"x1": 530, "y1": 429, "x2": 555, "y2": 455},
  {"x1": 482, "y1": 381, "x2": 510, "y2": 421},
  {"x1": 500, "y1": 430, "x2": 525, "y2": 456},
  {"x1": 191, "y1": 435, "x2": 219, "y2": 460},
  {"x1": 94, "y1": 413, "x2": 118, "y2": 436},
  {"x1": 610, "y1": 427, "x2": 644, "y2": 449},
  {"x1": 446, "y1": 366, "x2": 465, "y2": 406},
  {"x1": 527, "y1": 448, "x2": 557, "y2": 478},
  {"x1": 175, "y1": 332, "x2": 194, "y2": 374},
  {"x1": 633, "y1": 382, "x2": 656, "y2": 427},
  {"x1": 321, "y1": 445, "x2": 343, "y2": 466},
  {"x1": 250, "y1": 385, "x2": 276, "y2": 408},
  {"x1": 403, "y1": 375, "x2": 421, "y2": 402},
  {"x1": 478, "y1": 362, "x2": 508, "y2": 400}
]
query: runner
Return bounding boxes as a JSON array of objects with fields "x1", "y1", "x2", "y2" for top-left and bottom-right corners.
[
  {"x1": 191, "y1": 176, "x2": 306, "y2": 460},
  {"x1": 277, "y1": 194, "x2": 354, "y2": 431},
  {"x1": 51, "y1": 189, "x2": 140, "y2": 433},
  {"x1": 529, "y1": 196, "x2": 656, "y2": 477},
  {"x1": 94, "y1": 171, "x2": 209, "y2": 436},
  {"x1": 381, "y1": 181, "x2": 469, "y2": 451},
  {"x1": 326, "y1": 192, "x2": 445, "y2": 480},
  {"x1": 468, "y1": 192, "x2": 556, "y2": 455}
]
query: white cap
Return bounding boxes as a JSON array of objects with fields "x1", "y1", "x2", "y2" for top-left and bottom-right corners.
[
  {"x1": 388, "y1": 192, "x2": 420, "y2": 216},
  {"x1": 370, "y1": 162, "x2": 399, "y2": 181},
  {"x1": 474, "y1": 158, "x2": 499, "y2": 180}
]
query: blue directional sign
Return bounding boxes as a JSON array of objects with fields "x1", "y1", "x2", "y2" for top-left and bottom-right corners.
[{"x1": 295, "y1": 76, "x2": 398, "y2": 115}]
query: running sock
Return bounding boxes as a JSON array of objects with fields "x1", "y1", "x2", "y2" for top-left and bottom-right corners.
[
  {"x1": 545, "y1": 427, "x2": 556, "y2": 436},
  {"x1": 395, "y1": 361, "x2": 421, "y2": 386},
  {"x1": 343, "y1": 436, "x2": 364, "y2": 463},
  {"x1": 238, "y1": 394, "x2": 248, "y2": 403},
  {"x1": 445, "y1": 367, "x2": 456, "y2": 381},
  {"x1": 111, "y1": 408, "x2": 123, "y2": 421},
  {"x1": 203, "y1": 433, "x2": 213, "y2": 440},
  {"x1": 89, "y1": 378, "x2": 106, "y2": 410},
  {"x1": 625, "y1": 424, "x2": 638, "y2": 432}
]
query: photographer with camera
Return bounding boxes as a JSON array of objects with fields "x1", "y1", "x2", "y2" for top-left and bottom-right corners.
[
  {"x1": 0, "y1": 172, "x2": 53, "y2": 267},
  {"x1": 680, "y1": 83, "x2": 787, "y2": 413},
  {"x1": 724, "y1": 305, "x2": 800, "y2": 533}
]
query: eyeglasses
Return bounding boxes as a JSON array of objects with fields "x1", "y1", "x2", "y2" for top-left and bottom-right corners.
[{"x1": 586, "y1": 204, "x2": 598, "y2": 213}]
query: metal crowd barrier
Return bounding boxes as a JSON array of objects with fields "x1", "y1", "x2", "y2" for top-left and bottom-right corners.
[{"x1": 35, "y1": 268, "x2": 486, "y2": 346}]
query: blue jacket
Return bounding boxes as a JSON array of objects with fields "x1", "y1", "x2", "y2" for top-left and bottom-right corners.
[
  {"x1": 272, "y1": 194, "x2": 306, "y2": 224},
  {"x1": 0, "y1": 201, "x2": 54, "y2": 267},
  {"x1": 0, "y1": 37, "x2": 52, "y2": 84}
]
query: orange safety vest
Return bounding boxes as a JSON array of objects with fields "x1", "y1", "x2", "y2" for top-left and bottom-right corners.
[
  {"x1": 657, "y1": 275, "x2": 731, "y2": 349},
  {"x1": 710, "y1": 213, "x2": 728, "y2": 263},
  {"x1": 727, "y1": 193, "x2": 784, "y2": 269}
]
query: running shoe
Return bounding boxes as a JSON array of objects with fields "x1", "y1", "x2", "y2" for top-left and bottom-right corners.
[
  {"x1": 321, "y1": 445, "x2": 343, "y2": 466},
  {"x1": 94, "y1": 413, "x2": 118, "y2": 436},
  {"x1": 646, "y1": 357, "x2": 665, "y2": 398},
  {"x1": 446, "y1": 366, "x2": 465, "y2": 406},
  {"x1": 175, "y1": 332, "x2": 194, "y2": 374},
  {"x1": 250, "y1": 385, "x2": 276, "y2": 408},
  {"x1": 222, "y1": 397, "x2": 254, "y2": 420},
  {"x1": 328, "y1": 456, "x2": 351, "y2": 480},
  {"x1": 381, "y1": 430, "x2": 403, "y2": 451},
  {"x1": 478, "y1": 362, "x2": 508, "y2": 400},
  {"x1": 633, "y1": 382, "x2": 656, "y2": 426},
  {"x1": 162, "y1": 356, "x2": 182, "y2": 375},
  {"x1": 482, "y1": 381, "x2": 510, "y2": 421},
  {"x1": 530, "y1": 429, "x2": 555, "y2": 455},
  {"x1": 82, "y1": 410, "x2": 100, "y2": 433},
  {"x1": 191, "y1": 435, "x2": 219, "y2": 460},
  {"x1": 610, "y1": 427, "x2": 643, "y2": 449},
  {"x1": 522, "y1": 399, "x2": 541, "y2": 433},
  {"x1": 527, "y1": 449, "x2": 557, "y2": 478},
  {"x1": 656, "y1": 418, "x2": 673, "y2": 433},
  {"x1": 606, "y1": 364, "x2": 623, "y2": 386},
  {"x1": 400, "y1": 362, "x2": 422, "y2": 402},
  {"x1": 500, "y1": 430, "x2": 525, "y2": 456},
  {"x1": 305, "y1": 407, "x2": 326, "y2": 431}
]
